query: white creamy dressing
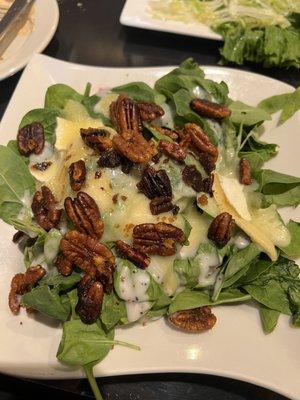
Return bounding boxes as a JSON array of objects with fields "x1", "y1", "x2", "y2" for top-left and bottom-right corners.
[
  {"x1": 118, "y1": 265, "x2": 151, "y2": 323},
  {"x1": 234, "y1": 233, "x2": 250, "y2": 249},
  {"x1": 192, "y1": 86, "x2": 210, "y2": 100},
  {"x1": 29, "y1": 142, "x2": 54, "y2": 165},
  {"x1": 197, "y1": 251, "x2": 221, "y2": 287},
  {"x1": 159, "y1": 102, "x2": 175, "y2": 129}
]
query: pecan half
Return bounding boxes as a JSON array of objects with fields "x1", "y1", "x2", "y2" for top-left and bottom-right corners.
[
  {"x1": 190, "y1": 98, "x2": 231, "y2": 119},
  {"x1": 116, "y1": 240, "x2": 150, "y2": 269},
  {"x1": 80, "y1": 128, "x2": 112, "y2": 153},
  {"x1": 76, "y1": 274, "x2": 104, "y2": 324},
  {"x1": 150, "y1": 196, "x2": 174, "y2": 215},
  {"x1": 208, "y1": 212, "x2": 235, "y2": 248},
  {"x1": 159, "y1": 140, "x2": 187, "y2": 162},
  {"x1": 137, "y1": 102, "x2": 165, "y2": 121},
  {"x1": 112, "y1": 129, "x2": 156, "y2": 163},
  {"x1": 31, "y1": 186, "x2": 62, "y2": 231},
  {"x1": 110, "y1": 94, "x2": 141, "y2": 134},
  {"x1": 169, "y1": 306, "x2": 217, "y2": 332},
  {"x1": 17, "y1": 122, "x2": 45, "y2": 156},
  {"x1": 185, "y1": 123, "x2": 218, "y2": 162},
  {"x1": 198, "y1": 152, "x2": 216, "y2": 175},
  {"x1": 182, "y1": 165, "x2": 202, "y2": 192},
  {"x1": 64, "y1": 191, "x2": 104, "y2": 239},
  {"x1": 69, "y1": 160, "x2": 86, "y2": 191},
  {"x1": 133, "y1": 222, "x2": 185, "y2": 256},
  {"x1": 8, "y1": 266, "x2": 46, "y2": 314},
  {"x1": 60, "y1": 230, "x2": 115, "y2": 292},
  {"x1": 137, "y1": 166, "x2": 172, "y2": 199},
  {"x1": 239, "y1": 158, "x2": 252, "y2": 185},
  {"x1": 55, "y1": 254, "x2": 73, "y2": 276}
]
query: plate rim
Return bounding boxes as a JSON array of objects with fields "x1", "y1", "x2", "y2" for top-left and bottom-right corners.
[{"x1": 0, "y1": 0, "x2": 59, "y2": 81}]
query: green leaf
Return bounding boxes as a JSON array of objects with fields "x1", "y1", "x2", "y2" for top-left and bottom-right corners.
[
  {"x1": 259, "y1": 304, "x2": 280, "y2": 334},
  {"x1": 100, "y1": 292, "x2": 127, "y2": 330},
  {"x1": 181, "y1": 214, "x2": 192, "y2": 245},
  {"x1": 169, "y1": 288, "x2": 251, "y2": 314},
  {"x1": 279, "y1": 220, "x2": 300, "y2": 259},
  {"x1": 143, "y1": 123, "x2": 173, "y2": 142},
  {"x1": 44, "y1": 228, "x2": 62, "y2": 264},
  {"x1": 289, "y1": 287, "x2": 300, "y2": 327},
  {"x1": 9, "y1": 217, "x2": 45, "y2": 237},
  {"x1": 40, "y1": 271, "x2": 81, "y2": 292},
  {"x1": 7, "y1": 140, "x2": 29, "y2": 164},
  {"x1": 83, "y1": 364, "x2": 104, "y2": 400},
  {"x1": 0, "y1": 145, "x2": 35, "y2": 224},
  {"x1": 45, "y1": 84, "x2": 84, "y2": 110},
  {"x1": 254, "y1": 169, "x2": 300, "y2": 207},
  {"x1": 19, "y1": 108, "x2": 60, "y2": 144},
  {"x1": 57, "y1": 320, "x2": 114, "y2": 366},
  {"x1": 23, "y1": 232, "x2": 46, "y2": 268},
  {"x1": 22, "y1": 286, "x2": 70, "y2": 321},
  {"x1": 229, "y1": 101, "x2": 271, "y2": 126},
  {"x1": 235, "y1": 259, "x2": 273, "y2": 286},
  {"x1": 239, "y1": 135, "x2": 278, "y2": 171},
  {"x1": 112, "y1": 82, "x2": 165, "y2": 104}
]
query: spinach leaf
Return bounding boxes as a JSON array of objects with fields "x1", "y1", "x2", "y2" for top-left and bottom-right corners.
[
  {"x1": 222, "y1": 244, "x2": 261, "y2": 288},
  {"x1": 7, "y1": 140, "x2": 29, "y2": 164},
  {"x1": 235, "y1": 259, "x2": 273, "y2": 286},
  {"x1": 169, "y1": 288, "x2": 251, "y2": 313},
  {"x1": 0, "y1": 145, "x2": 35, "y2": 224},
  {"x1": 254, "y1": 169, "x2": 300, "y2": 207},
  {"x1": 40, "y1": 271, "x2": 81, "y2": 291},
  {"x1": 279, "y1": 220, "x2": 300, "y2": 259},
  {"x1": 259, "y1": 304, "x2": 280, "y2": 334},
  {"x1": 10, "y1": 217, "x2": 45, "y2": 238},
  {"x1": 44, "y1": 228, "x2": 62, "y2": 264},
  {"x1": 258, "y1": 87, "x2": 300, "y2": 124},
  {"x1": 19, "y1": 108, "x2": 60, "y2": 144},
  {"x1": 45, "y1": 84, "x2": 84, "y2": 110},
  {"x1": 289, "y1": 287, "x2": 300, "y2": 327},
  {"x1": 100, "y1": 292, "x2": 127, "y2": 330},
  {"x1": 57, "y1": 320, "x2": 114, "y2": 365},
  {"x1": 22, "y1": 286, "x2": 70, "y2": 321},
  {"x1": 239, "y1": 135, "x2": 278, "y2": 171},
  {"x1": 67, "y1": 289, "x2": 79, "y2": 320},
  {"x1": 229, "y1": 101, "x2": 271, "y2": 126},
  {"x1": 112, "y1": 82, "x2": 165, "y2": 104}
]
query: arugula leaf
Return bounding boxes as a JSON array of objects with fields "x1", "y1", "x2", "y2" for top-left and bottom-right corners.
[
  {"x1": 259, "y1": 304, "x2": 280, "y2": 334},
  {"x1": 279, "y1": 220, "x2": 300, "y2": 259},
  {"x1": 100, "y1": 292, "x2": 127, "y2": 330},
  {"x1": 169, "y1": 288, "x2": 251, "y2": 313},
  {"x1": 22, "y1": 286, "x2": 71, "y2": 321},
  {"x1": 57, "y1": 320, "x2": 114, "y2": 365},
  {"x1": 45, "y1": 84, "x2": 84, "y2": 110},
  {"x1": 229, "y1": 101, "x2": 271, "y2": 126},
  {"x1": 239, "y1": 135, "x2": 278, "y2": 171},
  {"x1": 19, "y1": 108, "x2": 60, "y2": 144},
  {"x1": 112, "y1": 82, "x2": 165, "y2": 104},
  {"x1": 0, "y1": 145, "x2": 35, "y2": 224},
  {"x1": 254, "y1": 169, "x2": 300, "y2": 206}
]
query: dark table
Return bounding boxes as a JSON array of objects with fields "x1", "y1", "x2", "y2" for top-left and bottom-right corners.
[{"x1": 0, "y1": 1, "x2": 298, "y2": 399}]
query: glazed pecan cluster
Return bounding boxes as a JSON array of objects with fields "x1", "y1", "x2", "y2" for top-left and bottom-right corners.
[
  {"x1": 75, "y1": 274, "x2": 104, "y2": 324},
  {"x1": 68, "y1": 160, "x2": 86, "y2": 191},
  {"x1": 239, "y1": 157, "x2": 252, "y2": 185},
  {"x1": 80, "y1": 127, "x2": 113, "y2": 153},
  {"x1": 31, "y1": 186, "x2": 62, "y2": 231},
  {"x1": 190, "y1": 98, "x2": 231, "y2": 120},
  {"x1": 169, "y1": 306, "x2": 217, "y2": 332},
  {"x1": 17, "y1": 122, "x2": 45, "y2": 156},
  {"x1": 207, "y1": 212, "x2": 235, "y2": 248}
]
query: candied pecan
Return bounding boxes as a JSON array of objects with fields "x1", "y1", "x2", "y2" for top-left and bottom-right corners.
[
  {"x1": 208, "y1": 212, "x2": 235, "y2": 248},
  {"x1": 112, "y1": 129, "x2": 156, "y2": 163},
  {"x1": 110, "y1": 94, "x2": 141, "y2": 134},
  {"x1": 31, "y1": 162, "x2": 52, "y2": 171},
  {"x1": 198, "y1": 152, "x2": 216, "y2": 175},
  {"x1": 239, "y1": 157, "x2": 252, "y2": 185},
  {"x1": 31, "y1": 186, "x2": 62, "y2": 231},
  {"x1": 116, "y1": 240, "x2": 150, "y2": 269},
  {"x1": 80, "y1": 128, "x2": 112, "y2": 153},
  {"x1": 182, "y1": 165, "x2": 202, "y2": 192},
  {"x1": 133, "y1": 222, "x2": 185, "y2": 256},
  {"x1": 202, "y1": 174, "x2": 214, "y2": 197},
  {"x1": 76, "y1": 274, "x2": 104, "y2": 324},
  {"x1": 152, "y1": 126, "x2": 179, "y2": 140},
  {"x1": 60, "y1": 230, "x2": 115, "y2": 292},
  {"x1": 137, "y1": 166, "x2": 172, "y2": 199},
  {"x1": 17, "y1": 122, "x2": 44, "y2": 156},
  {"x1": 169, "y1": 306, "x2": 217, "y2": 332},
  {"x1": 150, "y1": 196, "x2": 173, "y2": 215},
  {"x1": 69, "y1": 160, "x2": 86, "y2": 191},
  {"x1": 55, "y1": 254, "x2": 73, "y2": 276},
  {"x1": 64, "y1": 191, "x2": 104, "y2": 239},
  {"x1": 137, "y1": 102, "x2": 165, "y2": 121},
  {"x1": 159, "y1": 140, "x2": 187, "y2": 162},
  {"x1": 190, "y1": 98, "x2": 231, "y2": 119},
  {"x1": 8, "y1": 266, "x2": 46, "y2": 314},
  {"x1": 185, "y1": 123, "x2": 218, "y2": 162}
]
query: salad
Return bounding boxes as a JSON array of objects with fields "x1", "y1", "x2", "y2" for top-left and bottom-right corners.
[
  {"x1": 149, "y1": 0, "x2": 300, "y2": 68},
  {"x1": 1, "y1": 59, "x2": 300, "y2": 399}
]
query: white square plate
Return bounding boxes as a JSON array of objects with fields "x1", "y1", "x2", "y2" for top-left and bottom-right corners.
[
  {"x1": 0, "y1": 54, "x2": 299, "y2": 399},
  {"x1": 120, "y1": 0, "x2": 221, "y2": 41}
]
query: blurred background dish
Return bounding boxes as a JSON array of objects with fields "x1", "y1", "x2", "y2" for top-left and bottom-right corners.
[{"x1": 0, "y1": 0, "x2": 59, "y2": 80}]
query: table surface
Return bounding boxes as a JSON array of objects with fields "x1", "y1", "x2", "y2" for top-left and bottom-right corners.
[{"x1": 0, "y1": 1, "x2": 298, "y2": 399}]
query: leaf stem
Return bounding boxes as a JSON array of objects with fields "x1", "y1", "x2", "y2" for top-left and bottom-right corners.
[{"x1": 83, "y1": 365, "x2": 104, "y2": 400}]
